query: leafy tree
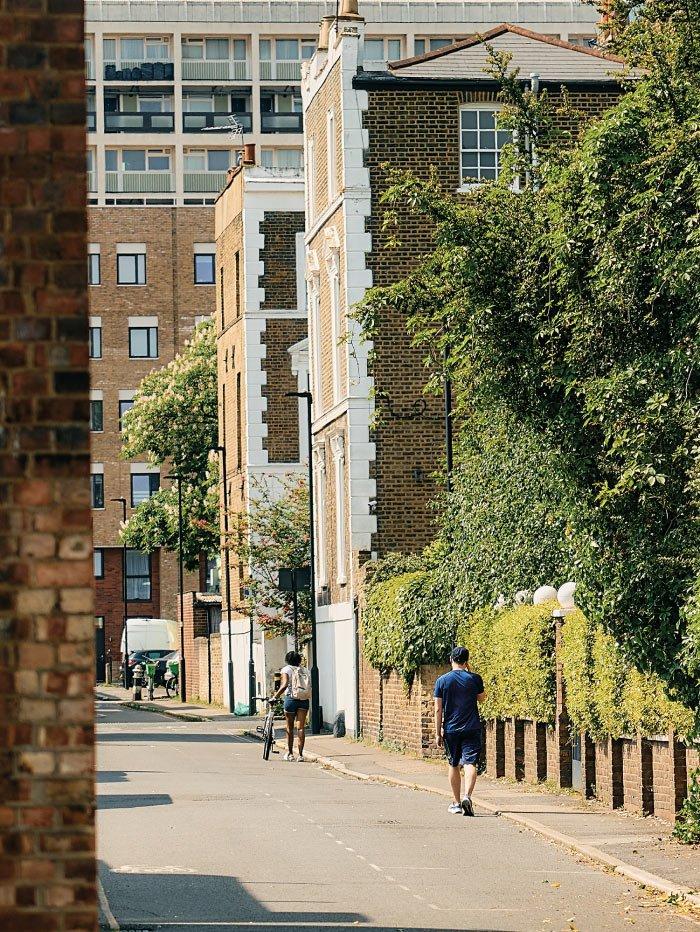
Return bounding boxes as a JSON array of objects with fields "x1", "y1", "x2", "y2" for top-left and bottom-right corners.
[{"x1": 120, "y1": 318, "x2": 219, "y2": 570}]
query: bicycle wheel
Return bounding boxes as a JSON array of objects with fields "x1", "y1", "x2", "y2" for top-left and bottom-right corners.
[
  {"x1": 262, "y1": 712, "x2": 274, "y2": 761},
  {"x1": 165, "y1": 677, "x2": 178, "y2": 699}
]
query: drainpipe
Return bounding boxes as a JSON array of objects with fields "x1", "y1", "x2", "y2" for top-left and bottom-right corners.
[{"x1": 529, "y1": 73, "x2": 540, "y2": 191}]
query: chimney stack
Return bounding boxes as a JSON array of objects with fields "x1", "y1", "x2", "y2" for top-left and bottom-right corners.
[
  {"x1": 243, "y1": 143, "x2": 256, "y2": 166},
  {"x1": 339, "y1": 0, "x2": 361, "y2": 17},
  {"x1": 318, "y1": 14, "x2": 334, "y2": 50}
]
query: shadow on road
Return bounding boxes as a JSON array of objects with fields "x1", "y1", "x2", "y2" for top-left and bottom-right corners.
[
  {"x1": 97, "y1": 794, "x2": 173, "y2": 810},
  {"x1": 97, "y1": 732, "x2": 250, "y2": 743}
]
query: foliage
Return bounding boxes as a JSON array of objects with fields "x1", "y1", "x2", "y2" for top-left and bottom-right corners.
[
  {"x1": 561, "y1": 610, "x2": 695, "y2": 739},
  {"x1": 673, "y1": 769, "x2": 700, "y2": 845},
  {"x1": 355, "y1": 6, "x2": 700, "y2": 716},
  {"x1": 457, "y1": 603, "x2": 556, "y2": 722},
  {"x1": 362, "y1": 569, "x2": 454, "y2": 685},
  {"x1": 120, "y1": 319, "x2": 219, "y2": 569},
  {"x1": 235, "y1": 475, "x2": 311, "y2": 641}
]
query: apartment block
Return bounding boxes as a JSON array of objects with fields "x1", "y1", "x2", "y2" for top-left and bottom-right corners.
[
  {"x1": 215, "y1": 150, "x2": 307, "y2": 709},
  {"x1": 302, "y1": 8, "x2": 625, "y2": 731}
]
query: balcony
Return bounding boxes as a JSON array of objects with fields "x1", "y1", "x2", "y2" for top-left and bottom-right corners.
[
  {"x1": 105, "y1": 112, "x2": 175, "y2": 133},
  {"x1": 87, "y1": 111, "x2": 96, "y2": 132},
  {"x1": 104, "y1": 61, "x2": 175, "y2": 81},
  {"x1": 183, "y1": 111, "x2": 252, "y2": 133},
  {"x1": 182, "y1": 59, "x2": 249, "y2": 81},
  {"x1": 105, "y1": 171, "x2": 174, "y2": 193},
  {"x1": 260, "y1": 60, "x2": 302, "y2": 81},
  {"x1": 183, "y1": 171, "x2": 228, "y2": 193},
  {"x1": 261, "y1": 112, "x2": 303, "y2": 134}
]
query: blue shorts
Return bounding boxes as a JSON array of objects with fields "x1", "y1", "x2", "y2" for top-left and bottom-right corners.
[
  {"x1": 444, "y1": 728, "x2": 481, "y2": 767},
  {"x1": 283, "y1": 698, "x2": 310, "y2": 716}
]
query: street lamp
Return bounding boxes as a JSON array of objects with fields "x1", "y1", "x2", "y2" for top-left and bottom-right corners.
[
  {"x1": 285, "y1": 389, "x2": 320, "y2": 734},
  {"x1": 110, "y1": 497, "x2": 129, "y2": 688},
  {"x1": 165, "y1": 474, "x2": 187, "y2": 703},
  {"x1": 214, "y1": 445, "x2": 235, "y2": 713}
]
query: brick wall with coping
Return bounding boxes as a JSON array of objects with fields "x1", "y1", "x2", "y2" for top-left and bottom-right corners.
[{"x1": 0, "y1": 0, "x2": 97, "y2": 925}]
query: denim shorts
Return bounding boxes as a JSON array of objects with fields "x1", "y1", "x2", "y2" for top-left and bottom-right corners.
[
  {"x1": 444, "y1": 728, "x2": 482, "y2": 767},
  {"x1": 283, "y1": 697, "x2": 310, "y2": 716}
]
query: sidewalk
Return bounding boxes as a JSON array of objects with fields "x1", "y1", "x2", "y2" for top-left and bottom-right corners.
[
  {"x1": 95, "y1": 683, "x2": 252, "y2": 724},
  {"x1": 95, "y1": 686, "x2": 700, "y2": 909}
]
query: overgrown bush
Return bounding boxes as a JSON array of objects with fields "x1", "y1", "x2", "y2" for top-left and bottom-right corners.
[
  {"x1": 457, "y1": 603, "x2": 556, "y2": 722},
  {"x1": 673, "y1": 770, "x2": 700, "y2": 845},
  {"x1": 561, "y1": 611, "x2": 695, "y2": 739}
]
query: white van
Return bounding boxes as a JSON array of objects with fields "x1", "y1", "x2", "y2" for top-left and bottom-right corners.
[{"x1": 120, "y1": 617, "x2": 178, "y2": 658}]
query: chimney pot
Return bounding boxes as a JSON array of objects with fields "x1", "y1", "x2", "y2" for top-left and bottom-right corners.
[
  {"x1": 243, "y1": 143, "x2": 256, "y2": 166},
  {"x1": 318, "y1": 15, "x2": 334, "y2": 50},
  {"x1": 339, "y1": 0, "x2": 360, "y2": 16}
]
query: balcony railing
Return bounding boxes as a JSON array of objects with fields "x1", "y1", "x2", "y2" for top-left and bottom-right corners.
[
  {"x1": 105, "y1": 112, "x2": 175, "y2": 133},
  {"x1": 183, "y1": 111, "x2": 252, "y2": 133},
  {"x1": 105, "y1": 171, "x2": 174, "y2": 193},
  {"x1": 182, "y1": 59, "x2": 249, "y2": 81},
  {"x1": 87, "y1": 111, "x2": 96, "y2": 131},
  {"x1": 183, "y1": 171, "x2": 228, "y2": 193},
  {"x1": 104, "y1": 60, "x2": 175, "y2": 81},
  {"x1": 261, "y1": 112, "x2": 303, "y2": 134},
  {"x1": 259, "y1": 60, "x2": 302, "y2": 81}
]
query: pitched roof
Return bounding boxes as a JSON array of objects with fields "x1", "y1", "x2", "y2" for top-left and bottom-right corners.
[{"x1": 386, "y1": 24, "x2": 631, "y2": 84}]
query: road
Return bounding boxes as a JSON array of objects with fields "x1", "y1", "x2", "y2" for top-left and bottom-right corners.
[{"x1": 96, "y1": 701, "x2": 696, "y2": 931}]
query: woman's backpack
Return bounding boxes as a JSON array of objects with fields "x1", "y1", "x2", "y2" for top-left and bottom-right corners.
[{"x1": 291, "y1": 665, "x2": 312, "y2": 700}]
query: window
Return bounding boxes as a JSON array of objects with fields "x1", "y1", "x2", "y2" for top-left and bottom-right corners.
[
  {"x1": 460, "y1": 108, "x2": 511, "y2": 184},
  {"x1": 235, "y1": 371, "x2": 242, "y2": 468},
  {"x1": 307, "y1": 138, "x2": 316, "y2": 219},
  {"x1": 117, "y1": 253, "x2": 146, "y2": 285},
  {"x1": 219, "y1": 266, "x2": 225, "y2": 328},
  {"x1": 365, "y1": 37, "x2": 402, "y2": 61},
  {"x1": 206, "y1": 37, "x2": 228, "y2": 59},
  {"x1": 331, "y1": 435, "x2": 346, "y2": 585},
  {"x1": 130, "y1": 472, "x2": 159, "y2": 506},
  {"x1": 93, "y1": 548, "x2": 104, "y2": 579},
  {"x1": 234, "y1": 252, "x2": 240, "y2": 315},
  {"x1": 88, "y1": 251, "x2": 100, "y2": 285},
  {"x1": 119, "y1": 399, "x2": 134, "y2": 430},
  {"x1": 208, "y1": 150, "x2": 229, "y2": 171},
  {"x1": 329, "y1": 258, "x2": 342, "y2": 403},
  {"x1": 414, "y1": 37, "x2": 454, "y2": 56},
  {"x1": 327, "y1": 111, "x2": 336, "y2": 201},
  {"x1": 275, "y1": 38, "x2": 298, "y2": 61},
  {"x1": 261, "y1": 148, "x2": 304, "y2": 170},
  {"x1": 89, "y1": 325, "x2": 102, "y2": 359},
  {"x1": 125, "y1": 549, "x2": 151, "y2": 600},
  {"x1": 129, "y1": 326, "x2": 158, "y2": 358},
  {"x1": 194, "y1": 252, "x2": 215, "y2": 284},
  {"x1": 90, "y1": 399, "x2": 103, "y2": 432},
  {"x1": 91, "y1": 473, "x2": 104, "y2": 509}
]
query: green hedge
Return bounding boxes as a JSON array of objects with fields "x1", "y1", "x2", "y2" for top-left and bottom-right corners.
[
  {"x1": 457, "y1": 603, "x2": 557, "y2": 722},
  {"x1": 561, "y1": 610, "x2": 695, "y2": 739}
]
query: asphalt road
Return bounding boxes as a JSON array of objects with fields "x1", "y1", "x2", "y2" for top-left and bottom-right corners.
[{"x1": 96, "y1": 701, "x2": 697, "y2": 932}]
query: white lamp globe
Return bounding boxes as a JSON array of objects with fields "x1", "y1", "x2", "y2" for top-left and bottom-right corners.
[
  {"x1": 533, "y1": 585, "x2": 558, "y2": 605},
  {"x1": 557, "y1": 581, "x2": 576, "y2": 610}
]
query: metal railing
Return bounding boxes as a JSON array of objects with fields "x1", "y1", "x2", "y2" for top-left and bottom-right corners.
[
  {"x1": 182, "y1": 111, "x2": 252, "y2": 133},
  {"x1": 259, "y1": 60, "x2": 302, "y2": 81},
  {"x1": 183, "y1": 171, "x2": 228, "y2": 193},
  {"x1": 105, "y1": 112, "x2": 175, "y2": 133},
  {"x1": 105, "y1": 171, "x2": 174, "y2": 193},
  {"x1": 261, "y1": 112, "x2": 303, "y2": 133},
  {"x1": 181, "y1": 59, "x2": 249, "y2": 80}
]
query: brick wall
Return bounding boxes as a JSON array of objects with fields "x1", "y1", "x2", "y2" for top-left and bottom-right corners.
[
  {"x1": 180, "y1": 592, "x2": 212, "y2": 703},
  {"x1": 94, "y1": 546, "x2": 161, "y2": 664},
  {"x1": 0, "y1": 0, "x2": 97, "y2": 925},
  {"x1": 262, "y1": 317, "x2": 307, "y2": 464},
  {"x1": 259, "y1": 211, "x2": 305, "y2": 310}
]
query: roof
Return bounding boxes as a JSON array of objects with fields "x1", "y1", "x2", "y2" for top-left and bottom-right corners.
[{"x1": 378, "y1": 24, "x2": 631, "y2": 85}]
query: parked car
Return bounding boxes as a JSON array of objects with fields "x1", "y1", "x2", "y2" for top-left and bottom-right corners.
[{"x1": 120, "y1": 648, "x2": 173, "y2": 688}]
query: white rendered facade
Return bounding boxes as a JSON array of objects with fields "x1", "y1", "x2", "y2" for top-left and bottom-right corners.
[{"x1": 85, "y1": 0, "x2": 598, "y2": 206}]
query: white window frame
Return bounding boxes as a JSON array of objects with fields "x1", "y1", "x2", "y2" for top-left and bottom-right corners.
[
  {"x1": 326, "y1": 110, "x2": 336, "y2": 202},
  {"x1": 458, "y1": 104, "x2": 510, "y2": 190},
  {"x1": 327, "y1": 250, "x2": 342, "y2": 405},
  {"x1": 306, "y1": 137, "x2": 316, "y2": 221},
  {"x1": 331, "y1": 435, "x2": 347, "y2": 586}
]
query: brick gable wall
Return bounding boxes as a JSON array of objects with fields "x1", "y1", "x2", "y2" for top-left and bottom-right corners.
[
  {"x1": 262, "y1": 317, "x2": 308, "y2": 463},
  {"x1": 259, "y1": 211, "x2": 305, "y2": 310},
  {"x1": 0, "y1": 0, "x2": 97, "y2": 925}
]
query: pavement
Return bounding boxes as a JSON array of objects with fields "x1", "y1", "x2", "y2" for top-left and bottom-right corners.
[{"x1": 96, "y1": 691, "x2": 700, "y2": 930}]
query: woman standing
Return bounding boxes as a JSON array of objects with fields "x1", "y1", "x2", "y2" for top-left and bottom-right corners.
[{"x1": 269, "y1": 650, "x2": 311, "y2": 761}]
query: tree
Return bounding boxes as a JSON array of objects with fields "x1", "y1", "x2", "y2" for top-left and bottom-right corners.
[
  {"x1": 356, "y1": 5, "x2": 700, "y2": 718},
  {"x1": 235, "y1": 475, "x2": 311, "y2": 641},
  {"x1": 120, "y1": 318, "x2": 219, "y2": 570}
]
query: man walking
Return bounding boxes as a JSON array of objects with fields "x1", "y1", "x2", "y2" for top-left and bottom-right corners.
[{"x1": 434, "y1": 646, "x2": 486, "y2": 816}]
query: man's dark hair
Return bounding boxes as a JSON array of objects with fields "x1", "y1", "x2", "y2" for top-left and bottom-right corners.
[
  {"x1": 285, "y1": 650, "x2": 302, "y2": 666},
  {"x1": 450, "y1": 646, "x2": 469, "y2": 664}
]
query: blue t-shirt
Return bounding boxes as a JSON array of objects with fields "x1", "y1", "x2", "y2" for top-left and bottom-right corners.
[{"x1": 434, "y1": 669, "x2": 484, "y2": 734}]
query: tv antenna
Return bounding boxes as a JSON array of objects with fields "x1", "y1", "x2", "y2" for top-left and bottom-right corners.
[{"x1": 200, "y1": 114, "x2": 245, "y2": 141}]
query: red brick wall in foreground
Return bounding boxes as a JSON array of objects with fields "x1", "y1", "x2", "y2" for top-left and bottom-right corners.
[{"x1": 0, "y1": 0, "x2": 96, "y2": 927}]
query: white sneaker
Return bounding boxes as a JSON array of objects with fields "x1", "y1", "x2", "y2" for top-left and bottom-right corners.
[
  {"x1": 297, "y1": 754, "x2": 305, "y2": 762},
  {"x1": 284, "y1": 753, "x2": 295, "y2": 761},
  {"x1": 448, "y1": 802, "x2": 462, "y2": 814}
]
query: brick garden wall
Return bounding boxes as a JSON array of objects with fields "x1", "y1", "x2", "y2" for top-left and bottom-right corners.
[{"x1": 0, "y1": 0, "x2": 97, "y2": 926}]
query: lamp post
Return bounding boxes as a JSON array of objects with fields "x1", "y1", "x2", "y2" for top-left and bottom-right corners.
[
  {"x1": 285, "y1": 389, "x2": 320, "y2": 734},
  {"x1": 165, "y1": 474, "x2": 187, "y2": 703},
  {"x1": 215, "y1": 445, "x2": 235, "y2": 713},
  {"x1": 110, "y1": 497, "x2": 128, "y2": 688}
]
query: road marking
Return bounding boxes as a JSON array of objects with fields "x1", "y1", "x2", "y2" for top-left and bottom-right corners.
[
  {"x1": 369, "y1": 863, "x2": 383, "y2": 872},
  {"x1": 345, "y1": 847, "x2": 355, "y2": 852},
  {"x1": 413, "y1": 894, "x2": 424, "y2": 901},
  {"x1": 356, "y1": 854, "x2": 366, "y2": 861},
  {"x1": 334, "y1": 840, "x2": 344, "y2": 845},
  {"x1": 385, "y1": 876, "x2": 395, "y2": 882},
  {"x1": 97, "y1": 877, "x2": 119, "y2": 931},
  {"x1": 399, "y1": 885, "x2": 410, "y2": 892},
  {"x1": 111, "y1": 865, "x2": 196, "y2": 874}
]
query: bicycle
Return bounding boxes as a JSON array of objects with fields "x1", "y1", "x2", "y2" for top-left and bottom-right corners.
[{"x1": 256, "y1": 698, "x2": 276, "y2": 761}]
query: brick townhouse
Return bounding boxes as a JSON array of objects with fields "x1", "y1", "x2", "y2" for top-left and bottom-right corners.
[
  {"x1": 301, "y1": 8, "x2": 628, "y2": 732},
  {"x1": 84, "y1": 0, "x2": 599, "y2": 682},
  {"x1": 215, "y1": 149, "x2": 308, "y2": 709}
]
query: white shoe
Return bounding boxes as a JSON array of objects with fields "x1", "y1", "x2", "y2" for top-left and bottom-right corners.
[
  {"x1": 297, "y1": 754, "x2": 305, "y2": 762},
  {"x1": 284, "y1": 753, "x2": 295, "y2": 761},
  {"x1": 448, "y1": 802, "x2": 462, "y2": 814}
]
